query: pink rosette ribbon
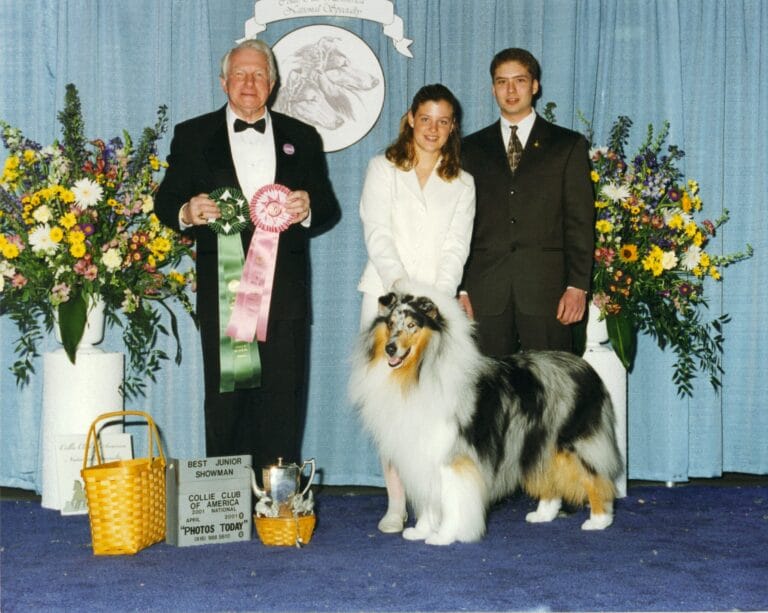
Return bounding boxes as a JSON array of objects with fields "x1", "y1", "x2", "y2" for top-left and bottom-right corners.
[{"x1": 225, "y1": 184, "x2": 293, "y2": 343}]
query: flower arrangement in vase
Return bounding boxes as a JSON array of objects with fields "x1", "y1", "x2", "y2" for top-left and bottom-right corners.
[
  {"x1": 1, "y1": 84, "x2": 196, "y2": 399},
  {"x1": 580, "y1": 112, "x2": 752, "y2": 396}
]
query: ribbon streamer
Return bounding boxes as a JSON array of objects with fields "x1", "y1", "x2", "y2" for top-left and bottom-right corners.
[
  {"x1": 208, "y1": 188, "x2": 261, "y2": 391},
  {"x1": 226, "y1": 184, "x2": 292, "y2": 343}
]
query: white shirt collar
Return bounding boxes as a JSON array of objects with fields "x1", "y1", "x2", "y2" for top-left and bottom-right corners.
[{"x1": 500, "y1": 110, "x2": 536, "y2": 149}]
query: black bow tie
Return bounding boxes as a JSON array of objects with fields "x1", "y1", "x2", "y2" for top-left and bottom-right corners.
[{"x1": 234, "y1": 117, "x2": 266, "y2": 133}]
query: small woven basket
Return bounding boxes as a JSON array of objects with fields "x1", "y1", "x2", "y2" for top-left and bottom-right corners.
[
  {"x1": 81, "y1": 411, "x2": 166, "y2": 556},
  {"x1": 254, "y1": 513, "x2": 316, "y2": 546}
]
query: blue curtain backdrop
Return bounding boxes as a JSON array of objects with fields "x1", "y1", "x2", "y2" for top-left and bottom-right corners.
[{"x1": 1, "y1": 0, "x2": 766, "y2": 490}]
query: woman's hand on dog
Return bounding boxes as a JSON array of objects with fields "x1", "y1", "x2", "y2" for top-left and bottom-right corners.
[{"x1": 457, "y1": 292, "x2": 474, "y2": 319}]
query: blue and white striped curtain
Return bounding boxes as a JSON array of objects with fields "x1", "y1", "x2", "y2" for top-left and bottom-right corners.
[{"x1": 2, "y1": 0, "x2": 766, "y2": 491}]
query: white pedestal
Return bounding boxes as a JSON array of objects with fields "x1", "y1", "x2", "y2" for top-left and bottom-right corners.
[
  {"x1": 583, "y1": 305, "x2": 628, "y2": 498},
  {"x1": 41, "y1": 349, "x2": 124, "y2": 510}
]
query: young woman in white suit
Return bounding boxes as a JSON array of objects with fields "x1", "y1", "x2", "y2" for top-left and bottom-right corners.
[{"x1": 357, "y1": 84, "x2": 476, "y2": 533}]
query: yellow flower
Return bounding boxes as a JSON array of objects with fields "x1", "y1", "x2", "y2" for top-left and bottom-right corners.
[
  {"x1": 1, "y1": 155, "x2": 20, "y2": 184},
  {"x1": 709, "y1": 266, "x2": 721, "y2": 280},
  {"x1": 681, "y1": 192, "x2": 692, "y2": 212},
  {"x1": 590, "y1": 170, "x2": 600, "y2": 183},
  {"x1": 149, "y1": 155, "x2": 160, "y2": 171},
  {"x1": 168, "y1": 270, "x2": 186, "y2": 285},
  {"x1": 23, "y1": 149, "x2": 36, "y2": 163},
  {"x1": 642, "y1": 245, "x2": 664, "y2": 277},
  {"x1": 149, "y1": 236, "x2": 171, "y2": 256},
  {"x1": 667, "y1": 214, "x2": 683, "y2": 230},
  {"x1": 693, "y1": 231, "x2": 704, "y2": 246},
  {"x1": 67, "y1": 229, "x2": 85, "y2": 244},
  {"x1": 50, "y1": 227, "x2": 64, "y2": 242},
  {"x1": 60, "y1": 212, "x2": 77, "y2": 229},
  {"x1": 69, "y1": 242, "x2": 86, "y2": 258},
  {"x1": 57, "y1": 185, "x2": 75, "y2": 203},
  {"x1": 684, "y1": 222, "x2": 698, "y2": 238},
  {"x1": 699, "y1": 252, "x2": 711, "y2": 267},
  {"x1": 619, "y1": 244, "x2": 639, "y2": 262},
  {"x1": 595, "y1": 219, "x2": 613, "y2": 234},
  {"x1": 595, "y1": 200, "x2": 609, "y2": 209},
  {"x1": 2, "y1": 241, "x2": 20, "y2": 259}
]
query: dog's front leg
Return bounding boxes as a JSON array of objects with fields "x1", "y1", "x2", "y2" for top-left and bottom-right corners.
[
  {"x1": 402, "y1": 494, "x2": 441, "y2": 542},
  {"x1": 425, "y1": 461, "x2": 487, "y2": 545}
]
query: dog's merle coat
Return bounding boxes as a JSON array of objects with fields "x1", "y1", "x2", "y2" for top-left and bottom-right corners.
[{"x1": 349, "y1": 286, "x2": 622, "y2": 545}]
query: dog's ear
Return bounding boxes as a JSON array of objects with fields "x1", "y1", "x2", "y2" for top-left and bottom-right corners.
[
  {"x1": 412, "y1": 296, "x2": 441, "y2": 323},
  {"x1": 378, "y1": 292, "x2": 397, "y2": 314}
]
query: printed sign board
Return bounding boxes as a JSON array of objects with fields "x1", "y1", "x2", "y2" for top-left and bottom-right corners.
[{"x1": 166, "y1": 455, "x2": 253, "y2": 547}]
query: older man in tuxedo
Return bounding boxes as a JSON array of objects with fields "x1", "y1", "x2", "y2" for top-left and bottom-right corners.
[
  {"x1": 155, "y1": 39, "x2": 339, "y2": 470},
  {"x1": 460, "y1": 48, "x2": 594, "y2": 356}
]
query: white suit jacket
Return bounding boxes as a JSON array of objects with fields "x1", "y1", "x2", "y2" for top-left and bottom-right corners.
[{"x1": 357, "y1": 154, "x2": 476, "y2": 298}]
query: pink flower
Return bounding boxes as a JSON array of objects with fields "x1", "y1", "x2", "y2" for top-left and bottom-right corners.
[
  {"x1": 73, "y1": 258, "x2": 98, "y2": 280},
  {"x1": 11, "y1": 273, "x2": 27, "y2": 288},
  {"x1": 51, "y1": 283, "x2": 71, "y2": 302},
  {"x1": 594, "y1": 246, "x2": 616, "y2": 266}
]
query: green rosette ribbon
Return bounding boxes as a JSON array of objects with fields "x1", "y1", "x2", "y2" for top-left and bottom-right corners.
[{"x1": 208, "y1": 187, "x2": 261, "y2": 391}]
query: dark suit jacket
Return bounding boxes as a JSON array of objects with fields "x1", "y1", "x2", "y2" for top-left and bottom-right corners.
[
  {"x1": 461, "y1": 116, "x2": 594, "y2": 317},
  {"x1": 155, "y1": 106, "x2": 339, "y2": 366}
]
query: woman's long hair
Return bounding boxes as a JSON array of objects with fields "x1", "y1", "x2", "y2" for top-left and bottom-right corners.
[{"x1": 385, "y1": 84, "x2": 463, "y2": 181}]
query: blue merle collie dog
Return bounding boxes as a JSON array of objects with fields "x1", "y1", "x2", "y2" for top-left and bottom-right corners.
[{"x1": 349, "y1": 285, "x2": 622, "y2": 545}]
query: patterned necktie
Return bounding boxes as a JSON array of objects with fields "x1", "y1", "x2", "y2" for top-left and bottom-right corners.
[
  {"x1": 507, "y1": 124, "x2": 523, "y2": 173},
  {"x1": 234, "y1": 117, "x2": 266, "y2": 133}
]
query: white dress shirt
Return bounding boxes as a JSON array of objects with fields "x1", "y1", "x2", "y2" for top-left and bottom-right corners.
[{"x1": 226, "y1": 106, "x2": 276, "y2": 203}]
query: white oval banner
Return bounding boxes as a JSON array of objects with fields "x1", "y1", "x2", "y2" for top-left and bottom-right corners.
[{"x1": 272, "y1": 25, "x2": 385, "y2": 152}]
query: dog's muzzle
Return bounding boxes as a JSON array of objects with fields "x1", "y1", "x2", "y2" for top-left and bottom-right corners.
[{"x1": 385, "y1": 342, "x2": 410, "y2": 368}]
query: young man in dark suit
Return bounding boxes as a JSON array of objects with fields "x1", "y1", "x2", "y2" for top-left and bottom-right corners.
[
  {"x1": 155, "y1": 39, "x2": 339, "y2": 470},
  {"x1": 460, "y1": 48, "x2": 594, "y2": 356}
]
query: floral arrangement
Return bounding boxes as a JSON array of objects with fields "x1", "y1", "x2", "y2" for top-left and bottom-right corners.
[
  {"x1": 0, "y1": 84, "x2": 196, "y2": 399},
  {"x1": 585, "y1": 115, "x2": 752, "y2": 396}
]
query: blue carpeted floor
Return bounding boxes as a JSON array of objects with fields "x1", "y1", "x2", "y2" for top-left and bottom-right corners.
[{"x1": 1, "y1": 485, "x2": 766, "y2": 612}]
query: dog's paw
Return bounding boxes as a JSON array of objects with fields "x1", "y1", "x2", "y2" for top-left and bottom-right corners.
[
  {"x1": 525, "y1": 498, "x2": 562, "y2": 523},
  {"x1": 402, "y1": 526, "x2": 429, "y2": 541},
  {"x1": 378, "y1": 511, "x2": 407, "y2": 534},
  {"x1": 581, "y1": 513, "x2": 613, "y2": 530},
  {"x1": 525, "y1": 510, "x2": 554, "y2": 523},
  {"x1": 425, "y1": 532, "x2": 456, "y2": 546}
]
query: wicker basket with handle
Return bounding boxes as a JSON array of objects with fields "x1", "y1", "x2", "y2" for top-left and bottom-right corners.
[
  {"x1": 254, "y1": 513, "x2": 315, "y2": 547},
  {"x1": 81, "y1": 410, "x2": 166, "y2": 555}
]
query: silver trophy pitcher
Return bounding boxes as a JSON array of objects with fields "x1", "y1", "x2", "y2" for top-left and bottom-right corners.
[{"x1": 251, "y1": 457, "x2": 315, "y2": 517}]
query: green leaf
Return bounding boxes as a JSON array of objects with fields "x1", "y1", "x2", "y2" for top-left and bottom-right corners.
[
  {"x1": 58, "y1": 291, "x2": 87, "y2": 364},
  {"x1": 606, "y1": 313, "x2": 636, "y2": 370}
]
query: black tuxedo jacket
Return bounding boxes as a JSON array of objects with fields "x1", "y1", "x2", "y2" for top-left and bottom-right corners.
[
  {"x1": 155, "y1": 106, "x2": 339, "y2": 346},
  {"x1": 461, "y1": 116, "x2": 594, "y2": 317}
]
